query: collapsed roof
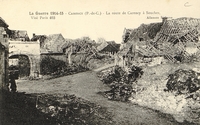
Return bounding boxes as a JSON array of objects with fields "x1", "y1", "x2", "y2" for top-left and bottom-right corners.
[{"x1": 120, "y1": 17, "x2": 200, "y2": 62}]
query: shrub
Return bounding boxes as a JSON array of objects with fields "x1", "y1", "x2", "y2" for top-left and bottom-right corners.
[
  {"x1": 40, "y1": 56, "x2": 66, "y2": 75},
  {"x1": 98, "y1": 65, "x2": 143, "y2": 101},
  {"x1": 166, "y1": 69, "x2": 200, "y2": 94}
]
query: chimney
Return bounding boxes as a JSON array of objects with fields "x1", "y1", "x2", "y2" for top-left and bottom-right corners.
[{"x1": 162, "y1": 17, "x2": 168, "y2": 23}]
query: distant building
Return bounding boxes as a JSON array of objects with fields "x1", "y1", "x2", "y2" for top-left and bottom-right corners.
[
  {"x1": 30, "y1": 33, "x2": 47, "y2": 48},
  {"x1": 10, "y1": 30, "x2": 30, "y2": 41},
  {"x1": 97, "y1": 41, "x2": 120, "y2": 55},
  {"x1": 31, "y1": 33, "x2": 47, "y2": 41},
  {"x1": 9, "y1": 58, "x2": 19, "y2": 66},
  {"x1": 42, "y1": 34, "x2": 66, "y2": 53}
]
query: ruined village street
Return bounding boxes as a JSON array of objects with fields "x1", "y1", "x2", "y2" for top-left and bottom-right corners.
[{"x1": 16, "y1": 70, "x2": 182, "y2": 125}]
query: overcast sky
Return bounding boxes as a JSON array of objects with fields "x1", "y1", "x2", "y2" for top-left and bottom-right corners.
[{"x1": 0, "y1": 0, "x2": 200, "y2": 43}]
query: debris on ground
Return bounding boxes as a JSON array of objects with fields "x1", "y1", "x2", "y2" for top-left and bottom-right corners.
[
  {"x1": 36, "y1": 94, "x2": 114, "y2": 125},
  {"x1": 129, "y1": 64, "x2": 200, "y2": 124},
  {"x1": 98, "y1": 65, "x2": 143, "y2": 101},
  {"x1": 1, "y1": 90, "x2": 114, "y2": 125},
  {"x1": 164, "y1": 69, "x2": 200, "y2": 123}
]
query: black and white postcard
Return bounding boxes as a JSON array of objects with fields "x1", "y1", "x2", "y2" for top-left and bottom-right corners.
[{"x1": 0, "y1": 0, "x2": 200, "y2": 124}]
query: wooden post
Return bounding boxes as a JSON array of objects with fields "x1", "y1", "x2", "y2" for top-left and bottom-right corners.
[{"x1": 68, "y1": 45, "x2": 73, "y2": 65}]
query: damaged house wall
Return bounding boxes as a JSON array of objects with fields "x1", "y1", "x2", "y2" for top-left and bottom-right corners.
[
  {"x1": 0, "y1": 42, "x2": 9, "y2": 90},
  {"x1": 119, "y1": 21, "x2": 164, "y2": 67},
  {"x1": 0, "y1": 17, "x2": 9, "y2": 90},
  {"x1": 154, "y1": 17, "x2": 200, "y2": 62},
  {"x1": 119, "y1": 17, "x2": 200, "y2": 66}
]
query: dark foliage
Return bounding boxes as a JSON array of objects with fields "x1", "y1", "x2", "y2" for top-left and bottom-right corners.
[
  {"x1": 98, "y1": 65, "x2": 143, "y2": 102},
  {"x1": 166, "y1": 69, "x2": 200, "y2": 95},
  {"x1": 40, "y1": 56, "x2": 66, "y2": 75},
  {"x1": 18, "y1": 55, "x2": 30, "y2": 77},
  {"x1": 1, "y1": 91, "x2": 57, "y2": 125},
  {"x1": 40, "y1": 56, "x2": 89, "y2": 78}
]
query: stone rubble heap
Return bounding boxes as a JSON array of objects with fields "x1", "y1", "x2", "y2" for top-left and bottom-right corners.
[
  {"x1": 36, "y1": 94, "x2": 114, "y2": 125},
  {"x1": 131, "y1": 69, "x2": 200, "y2": 124}
]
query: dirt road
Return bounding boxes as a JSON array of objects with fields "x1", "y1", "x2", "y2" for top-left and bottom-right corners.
[{"x1": 17, "y1": 71, "x2": 182, "y2": 125}]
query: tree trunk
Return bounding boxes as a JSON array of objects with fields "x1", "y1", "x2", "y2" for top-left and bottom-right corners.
[{"x1": 68, "y1": 52, "x2": 72, "y2": 65}]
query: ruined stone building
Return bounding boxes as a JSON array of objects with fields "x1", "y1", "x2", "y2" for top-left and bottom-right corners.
[
  {"x1": 119, "y1": 17, "x2": 200, "y2": 66},
  {"x1": 119, "y1": 21, "x2": 163, "y2": 66},
  {"x1": 154, "y1": 17, "x2": 200, "y2": 62}
]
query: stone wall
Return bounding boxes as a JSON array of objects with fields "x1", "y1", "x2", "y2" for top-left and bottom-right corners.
[
  {"x1": 0, "y1": 45, "x2": 6, "y2": 89},
  {"x1": 9, "y1": 40, "x2": 40, "y2": 77},
  {"x1": 0, "y1": 27, "x2": 9, "y2": 90},
  {"x1": 40, "y1": 54, "x2": 66, "y2": 62}
]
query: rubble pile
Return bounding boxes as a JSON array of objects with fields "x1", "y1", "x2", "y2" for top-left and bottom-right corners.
[
  {"x1": 131, "y1": 84, "x2": 189, "y2": 122},
  {"x1": 184, "y1": 97, "x2": 200, "y2": 124},
  {"x1": 1, "y1": 91, "x2": 114, "y2": 125},
  {"x1": 36, "y1": 94, "x2": 114, "y2": 125},
  {"x1": 131, "y1": 66, "x2": 200, "y2": 124},
  {"x1": 123, "y1": 63, "x2": 200, "y2": 124},
  {"x1": 98, "y1": 65, "x2": 143, "y2": 101},
  {"x1": 166, "y1": 69, "x2": 200, "y2": 95},
  {"x1": 165, "y1": 69, "x2": 200, "y2": 123}
]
